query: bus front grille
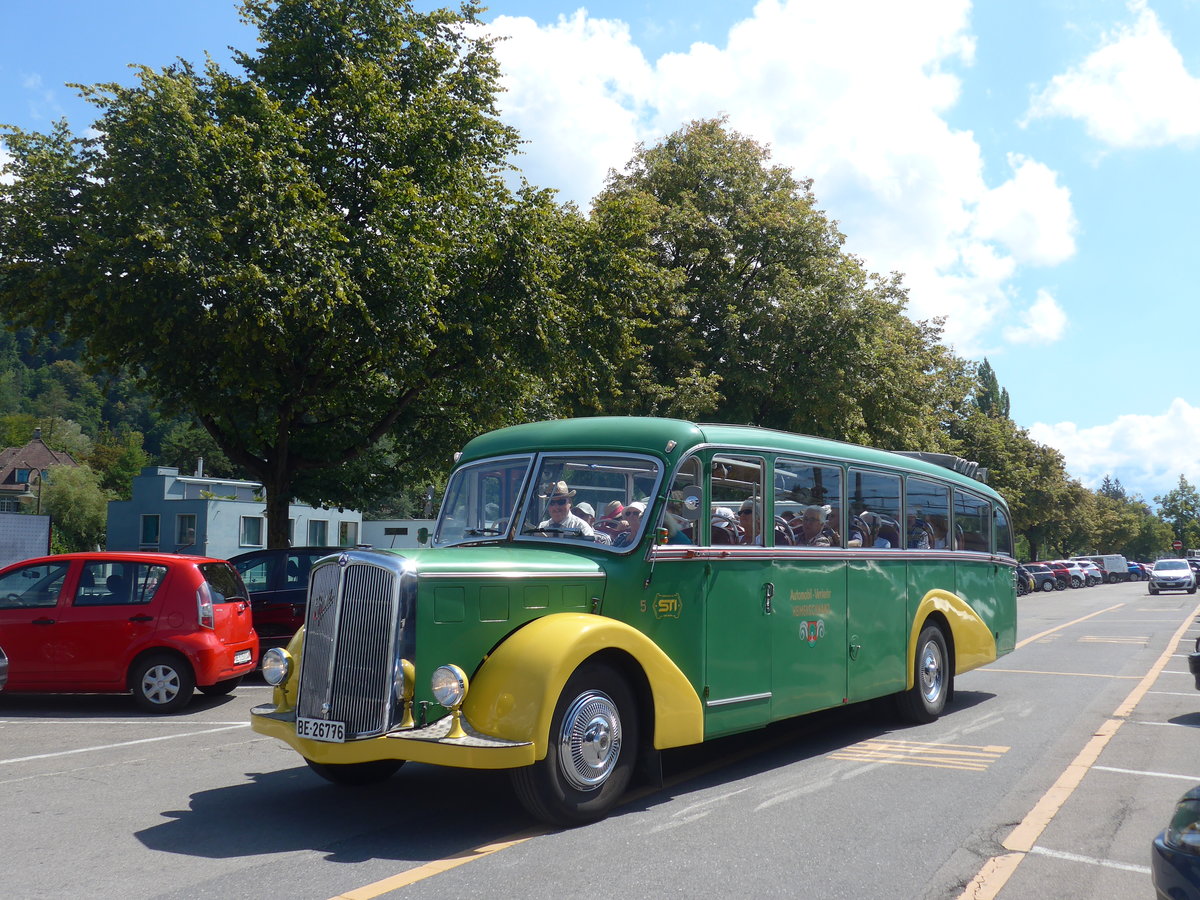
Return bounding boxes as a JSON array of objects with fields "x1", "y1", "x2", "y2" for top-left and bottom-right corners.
[{"x1": 296, "y1": 555, "x2": 403, "y2": 738}]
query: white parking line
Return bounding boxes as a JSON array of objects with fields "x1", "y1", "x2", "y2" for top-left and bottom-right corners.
[
  {"x1": 1092, "y1": 764, "x2": 1200, "y2": 782},
  {"x1": 0, "y1": 719, "x2": 247, "y2": 726},
  {"x1": 1029, "y1": 846, "x2": 1150, "y2": 875},
  {"x1": 0, "y1": 724, "x2": 249, "y2": 765},
  {"x1": 1148, "y1": 691, "x2": 1200, "y2": 697}
]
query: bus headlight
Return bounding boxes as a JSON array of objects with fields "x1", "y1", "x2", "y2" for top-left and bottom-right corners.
[
  {"x1": 431, "y1": 664, "x2": 469, "y2": 708},
  {"x1": 262, "y1": 648, "x2": 292, "y2": 686}
]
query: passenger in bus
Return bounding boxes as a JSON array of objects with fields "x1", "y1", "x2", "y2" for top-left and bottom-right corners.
[
  {"x1": 828, "y1": 507, "x2": 859, "y2": 547},
  {"x1": 615, "y1": 501, "x2": 645, "y2": 547},
  {"x1": 738, "y1": 499, "x2": 763, "y2": 545},
  {"x1": 710, "y1": 507, "x2": 740, "y2": 544},
  {"x1": 602, "y1": 500, "x2": 625, "y2": 520},
  {"x1": 794, "y1": 505, "x2": 834, "y2": 546},
  {"x1": 575, "y1": 502, "x2": 613, "y2": 545},
  {"x1": 858, "y1": 510, "x2": 900, "y2": 548},
  {"x1": 907, "y1": 510, "x2": 933, "y2": 549},
  {"x1": 537, "y1": 482, "x2": 595, "y2": 537}
]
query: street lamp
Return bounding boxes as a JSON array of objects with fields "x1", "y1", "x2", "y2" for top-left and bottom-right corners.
[{"x1": 31, "y1": 468, "x2": 46, "y2": 516}]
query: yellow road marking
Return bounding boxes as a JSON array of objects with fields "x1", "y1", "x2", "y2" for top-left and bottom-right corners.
[
  {"x1": 329, "y1": 829, "x2": 547, "y2": 900},
  {"x1": 831, "y1": 739, "x2": 1008, "y2": 772},
  {"x1": 1015, "y1": 603, "x2": 1124, "y2": 649},
  {"x1": 959, "y1": 598, "x2": 1200, "y2": 899},
  {"x1": 984, "y1": 668, "x2": 1139, "y2": 680}
]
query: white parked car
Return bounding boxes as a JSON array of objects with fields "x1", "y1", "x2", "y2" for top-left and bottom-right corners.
[
  {"x1": 1149, "y1": 559, "x2": 1197, "y2": 595},
  {"x1": 1075, "y1": 560, "x2": 1105, "y2": 586}
]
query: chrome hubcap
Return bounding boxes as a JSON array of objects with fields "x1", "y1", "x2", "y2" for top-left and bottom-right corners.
[
  {"x1": 920, "y1": 641, "x2": 944, "y2": 703},
  {"x1": 559, "y1": 690, "x2": 622, "y2": 791}
]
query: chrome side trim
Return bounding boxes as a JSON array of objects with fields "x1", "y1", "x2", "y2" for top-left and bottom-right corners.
[
  {"x1": 417, "y1": 571, "x2": 606, "y2": 580},
  {"x1": 705, "y1": 691, "x2": 772, "y2": 708}
]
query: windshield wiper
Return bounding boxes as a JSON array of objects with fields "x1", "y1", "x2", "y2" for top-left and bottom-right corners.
[{"x1": 464, "y1": 528, "x2": 505, "y2": 536}]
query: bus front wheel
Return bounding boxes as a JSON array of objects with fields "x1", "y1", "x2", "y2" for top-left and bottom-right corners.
[
  {"x1": 510, "y1": 661, "x2": 639, "y2": 827},
  {"x1": 897, "y1": 624, "x2": 950, "y2": 724}
]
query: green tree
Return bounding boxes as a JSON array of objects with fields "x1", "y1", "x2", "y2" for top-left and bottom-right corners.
[
  {"x1": 34, "y1": 464, "x2": 112, "y2": 551},
  {"x1": 973, "y1": 358, "x2": 1010, "y2": 418},
  {"x1": 0, "y1": 0, "x2": 567, "y2": 547},
  {"x1": 1154, "y1": 475, "x2": 1200, "y2": 550},
  {"x1": 587, "y1": 118, "x2": 969, "y2": 449},
  {"x1": 87, "y1": 428, "x2": 150, "y2": 500}
]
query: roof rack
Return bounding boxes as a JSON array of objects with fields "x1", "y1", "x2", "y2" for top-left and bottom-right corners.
[{"x1": 893, "y1": 451, "x2": 989, "y2": 484}]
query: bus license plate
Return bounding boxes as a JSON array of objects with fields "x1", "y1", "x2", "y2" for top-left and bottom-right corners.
[
  {"x1": 234, "y1": 650, "x2": 252, "y2": 665},
  {"x1": 297, "y1": 717, "x2": 345, "y2": 743}
]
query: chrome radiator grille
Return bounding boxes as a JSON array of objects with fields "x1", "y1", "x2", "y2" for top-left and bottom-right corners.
[{"x1": 296, "y1": 555, "x2": 403, "y2": 738}]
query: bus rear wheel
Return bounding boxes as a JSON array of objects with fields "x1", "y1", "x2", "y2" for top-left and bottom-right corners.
[
  {"x1": 897, "y1": 624, "x2": 950, "y2": 724},
  {"x1": 510, "y1": 661, "x2": 639, "y2": 827}
]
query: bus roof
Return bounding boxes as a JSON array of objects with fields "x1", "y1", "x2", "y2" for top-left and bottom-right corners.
[{"x1": 458, "y1": 417, "x2": 1005, "y2": 504}]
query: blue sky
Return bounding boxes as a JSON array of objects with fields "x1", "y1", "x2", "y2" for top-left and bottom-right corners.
[{"x1": 2, "y1": 1, "x2": 1199, "y2": 502}]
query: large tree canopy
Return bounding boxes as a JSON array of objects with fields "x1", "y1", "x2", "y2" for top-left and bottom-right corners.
[
  {"x1": 582, "y1": 118, "x2": 969, "y2": 450},
  {"x1": 0, "y1": 0, "x2": 569, "y2": 546}
]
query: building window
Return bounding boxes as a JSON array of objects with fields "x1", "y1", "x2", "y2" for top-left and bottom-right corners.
[
  {"x1": 176, "y1": 514, "x2": 197, "y2": 549},
  {"x1": 308, "y1": 519, "x2": 328, "y2": 546},
  {"x1": 338, "y1": 521, "x2": 358, "y2": 547},
  {"x1": 0, "y1": 498, "x2": 21, "y2": 513},
  {"x1": 288, "y1": 517, "x2": 296, "y2": 546},
  {"x1": 140, "y1": 515, "x2": 160, "y2": 546},
  {"x1": 240, "y1": 516, "x2": 265, "y2": 547}
]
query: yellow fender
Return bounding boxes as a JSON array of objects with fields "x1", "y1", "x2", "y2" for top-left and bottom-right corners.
[
  {"x1": 463, "y1": 613, "x2": 704, "y2": 759},
  {"x1": 907, "y1": 590, "x2": 998, "y2": 689}
]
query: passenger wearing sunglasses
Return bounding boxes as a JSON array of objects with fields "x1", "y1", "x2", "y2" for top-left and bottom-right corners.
[{"x1": 536, "y1": 481, "x2": 595, "y2": 537}]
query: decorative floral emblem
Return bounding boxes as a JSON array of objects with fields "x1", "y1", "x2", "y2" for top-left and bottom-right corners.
[{"x1": 799, "y1": 619, "x2": 826, "y2": 645}]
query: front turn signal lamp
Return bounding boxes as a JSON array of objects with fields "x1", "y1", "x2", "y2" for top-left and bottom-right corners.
[
  {"x1": 395, "y1": 658, "x2": 415, "y2": 728},
  {"x1": 262, "y1": 648, "x2": 292, "y2": 686},
  {"x1": 431, "y1": 664, "x2": 469, "y2": 739}
]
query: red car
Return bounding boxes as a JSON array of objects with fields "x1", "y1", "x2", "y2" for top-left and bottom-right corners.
[{"x1": 0, "y1": 552, "x2": 258, "y2": 713}]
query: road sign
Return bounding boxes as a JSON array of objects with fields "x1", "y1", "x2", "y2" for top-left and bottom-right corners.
[{"x1": 1173, "y1": 540, "x2": 1183, "y2": 550}]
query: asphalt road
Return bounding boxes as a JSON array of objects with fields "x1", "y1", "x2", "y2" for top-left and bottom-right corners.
[{"x1": 1, "y1": 578, "x2": 1197, "y2": 899}]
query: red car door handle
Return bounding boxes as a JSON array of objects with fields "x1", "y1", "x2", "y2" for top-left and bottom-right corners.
[
  {"x1": 129, "y1": 615, "x2": 154, "y2": 623},
  {"x1": 32, "y1": 618, "x2": 55, "y2": 625}
]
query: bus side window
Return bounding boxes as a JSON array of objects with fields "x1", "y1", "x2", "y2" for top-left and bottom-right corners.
[
  {"x1": 906, "y1": 477, "x2": 950, "y2": 550},
  {"x1": 953, "y1": 490, "x2": 991, "y2": 552},
  {"x1": 848, "y1": 469, "x2": 902, "y2": 549}
]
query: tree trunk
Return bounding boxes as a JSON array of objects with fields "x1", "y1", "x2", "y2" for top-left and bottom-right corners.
[{"x1": 264, "y1": 473, "x2": 293, "y2": 549}]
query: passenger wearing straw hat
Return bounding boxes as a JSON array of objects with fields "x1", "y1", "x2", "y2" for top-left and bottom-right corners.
[{"x1": 537, "y1": 481, "x2": 595, "y2": 537}]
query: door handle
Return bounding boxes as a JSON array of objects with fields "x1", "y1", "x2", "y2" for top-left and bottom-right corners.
[
  {"x1": 129, "y1": 615, "x2": 154, "y2": 623},
  {"x1": 763, "y1": 581, "x2": 774, "y2": 615},
  {"x1": 32, "y1": 617, "x2": 55, "y2": 625}
]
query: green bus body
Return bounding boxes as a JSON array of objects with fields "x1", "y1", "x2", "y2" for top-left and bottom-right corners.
[{"x1": 251, "y1": 417, "x2": 1017, "y2": 824}]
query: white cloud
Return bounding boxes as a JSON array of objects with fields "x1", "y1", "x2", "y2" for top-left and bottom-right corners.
[
  {"x1": 488, "y1": 0, "x2": 1077, "y2": 354},
  {"x1": 1030, "y1": 398, "x2": 1200, "y2": 498},
  {"x1": 0, "y1": 146, "x2": 13, "y2": 185},
  {"x1": 1027, "y1": 0, "x2": 1200, "y2": 148},
  {"x1": 973, "y1": 154, "x2": 1077, "y2": 266},
  {"x1": 1003, "y1": 288, "x2": 1068, "y2": 343}
]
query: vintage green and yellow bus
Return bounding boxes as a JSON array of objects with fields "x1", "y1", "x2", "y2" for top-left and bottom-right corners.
[{"x1": 251, "y1": 417, "x2": 1017, "y2": 825}]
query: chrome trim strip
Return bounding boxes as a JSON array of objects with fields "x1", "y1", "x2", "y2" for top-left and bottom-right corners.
[
  {"x1": 706, "y1": 691, "x2": 772, "y2": 708},
  {"x1": 417, "y1": 571, "x2": 607, "y2": 580}
]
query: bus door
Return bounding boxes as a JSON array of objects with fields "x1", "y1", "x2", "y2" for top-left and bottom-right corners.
[
  {"x1": 703, "y1": 454, "x2": 771, "y2": 736},
  {"x1": 846, "y1": 469, "x2": 908, "y2": 703},
  {"x1": 769, "y1": 459, "x2": 849, "y2": 718}
]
